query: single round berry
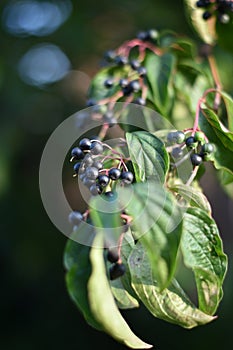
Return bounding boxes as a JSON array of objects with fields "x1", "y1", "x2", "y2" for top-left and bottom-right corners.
[
  {"x1": 134, "y1": 97, "x2": 146, "y2": 106},
  {"x1": 109, "y1": 262, "x2": 126, "y2": 280},
  {"x1": 147, "y1": 29, "x2": 159, "y2": 41},
  {"x1": 190, "y1": 153, "x2": 203, "y2": 166},
  {"x1": 109, "y1": 168, "x2": 122, "y2": 180},
  {"x1": 93, "y1": 160, "x2": 103, "y2": 170},
  {"x1": 201, "y1": 142, "x2": 215, "y2": 154},
  {"x1": 89, "y1": 184, "x2": 102, "y2": 196},
  {"x1": 107, "y1": 248, "x2": 119, "y2": 263},
  {"x1": 167, "y1": 131, "x2": 185, "y2": 145},
  {"x1": 85, "y1": 166, "x2": 99, "y2": 180},
  {"x1": 90, "y1": 141, "x2": 104, "y2": 155},
  {"x1": 119, "y1": 78, "x2": 128, "y2": 88},
  {"x1": 218, "y1": 13, "x2": 230, "y2": 24},
  {"x1": 104, "y1": 78, "x2": 114, "y2": 88},
  {"x1": 68, "y1": 211, "x2": 83, "y2": 225},
  {"x1": 121, "y1": 171, "x2": 134, "y2": 184},
  {"x1": 194, "y1": 131, "x2": 205, "y2": 143},
  {"x1": 104, "y1": 191, "x2": 115, "y2": 198},
  {"x1": 203, "y1": 11, "x2": 212, "y2": 20},
  {"x1": 137, "y1": 66, "x2": 147, "y2": 77},
  {"x1": 83, "y1": 154, "x2": 94, "y2": 166},
  {"x1": 115, "y1": 56, "x2": 128, "y2": 66},
  {"x1": 185, "y1": 136, "x2": 197, "y2": 149},
  {"x1": 196, "y1": 0, "x2": 206, "y2": 7},
  {"x1": 103, "y1": 110, "x2": 114, "y2": 120},
  {"x1": 71, "y1": 147, "x2": 85, "y2": 160},
  {"x1": 73, "y1": 162, "x2": 81, "y2": 174},
  {"x1": 104, "y1": 50, "x2": 116, "y2": 62},
  {"x1": 86, "y1": 98, "x2": 96, "y2": 107},
  {"x1": 136, "y1": 31, "x2": 148, "y2": 41},
  {"x1": 130, "y1": 59, "x2": 141, "y2": 70},
  {"x1": 129, "y1": 80, "x2": 141, "y2": 93},
  {"x1": 97, "y1": 174, "x2": 110, "y2": 187},
  {"x1": 171, "y1": 147, "x2": 184, "y2": 159},
  {"x1": 82, "y1": 177, "x2": 96, "y2": 187},
  {"x1": 176, "y1": 131, "x2": 186, "y2": 144},
  {"x1": 79, "y1": 138, "x2": 91, "y2": 151}
]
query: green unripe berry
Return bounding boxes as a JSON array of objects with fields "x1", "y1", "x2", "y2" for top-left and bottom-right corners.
[
  {"x1": 194, "y1": 131, "x2": 205, "y2": 143},
  {"x1": 201, "y1": 143, "x2": 215, "y2": 154}
]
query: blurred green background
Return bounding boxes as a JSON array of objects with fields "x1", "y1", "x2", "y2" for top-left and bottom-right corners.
[{"x1": 1, "y1": 0, "x2": 233, "y2": 349}]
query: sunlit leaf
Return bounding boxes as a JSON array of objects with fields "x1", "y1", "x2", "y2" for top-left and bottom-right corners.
[
  {"x1": 88, "y1": 232, "x2": 152, "y2": 349},
  {"x1": 181, "y1": 207, "x2": 228, "y2": 315},
  {"x1": 128, "y1": 243, "x2": 215, "y2": 328},
  {"x1": 118, "y1": 181, "x2": 183, "y2": 290},
  {"x1": 126, "y1": 131, "x2": 169, "y2": 183}
]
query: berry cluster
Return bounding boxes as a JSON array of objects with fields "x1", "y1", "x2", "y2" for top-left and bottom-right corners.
[
  {"x1": 196, "y1": 0, "x2": 233, "y2": 23},
  {"x1": 70, "y1": 137, "x2": 134, "y2": 196},
  {"x1": 167, "y1": 130, "x2": 215, "y2": 167}
]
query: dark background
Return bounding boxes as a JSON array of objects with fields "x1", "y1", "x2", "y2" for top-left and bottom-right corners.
[{"x1": 1, "y1": 1, "x2": 233, "y2": 349}]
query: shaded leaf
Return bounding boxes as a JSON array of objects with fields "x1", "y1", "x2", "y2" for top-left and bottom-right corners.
[
  {"x1": 145, "y1": 52, "x2": 176, "y2": 116},
  {"x1": 199, "y1": 107, "x2": 233, "y2": 175},
  {"x1": 64, "y1": 228, "x2": 103, "y2": 330}
]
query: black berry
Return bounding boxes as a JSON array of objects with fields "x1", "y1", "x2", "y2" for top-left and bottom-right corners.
[
  {"x1": 93, "y1": 160, "x2": 103, "y2": 170},
  {"x1": 201, "y1": 143, "x2": 215, "y2": 154},
  {"x1": 134, "y1": 97, "x2": 146, "y2": 106},
  {"x1": 89, "y1": 184, "x2": 102, "y2": 196},
  {"x1": 83, "y1": 154, "x2": 94, "y2": 166},
  {"x1": 85, "y1": 166, "x2": 99, "y2": 180},
  {"x1": 107, "y1": 248, "x2": 119, "y2": 263},
  {"x1": 109, "y1": 262, "x2": 126, "y2": 280},
  {"x1": 79, "y1": 138, "x2": 91, "y2": 151},
  {"x1": 109, "y1": 168, "x2": 122, "y2": 180},
  {"x1": 68, "y1": 211, "x2": 83, "y2": 225},
  {"x1": 71, "y1": 147, "x2": 85, "y2": 160},
  {"x1": 115, "y1": 56, "x2": 128, "y2": 66},
  {"x1": 121, "y1": 171, "x2": 134, "y2": 184},
  {"x1": 190, "y1": 153, "x2": 203, "y2": 166},
  {"x1": 97, "y1": 174, "x2": 110, "y2": 187},
  {"x1": 90, "y1": 142, "x2": 104, "y2": 155},
  {"x1": 171, "y1": 147, "x2": 184, "y2": 159},
  {"x1": 130, "y1": 59, "x2": 141, "y2": 70},
  {"x1": 185, "y1": 136, "x2": 197, "y2": 149},
  {"x1": 203, "y1": 11, "x2": 212, "y2": 20},
  {"x1": 137, "y1": 66, "x2": 147, "y2": 77},
  {"x1": 104, "y1": 78, "x2": 114, "y2": 88}
]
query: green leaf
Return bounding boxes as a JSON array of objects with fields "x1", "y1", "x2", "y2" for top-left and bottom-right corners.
[
  {"x1": 88, "y1": 232, "x2": 153, "y2": 349},
  {"x1": 181, "y1": 207, "x2": 228, "y2": 315},
  {"x1": 126, "y1": 131, "x2": 170, "y2": 183},
  {"x1": 128, "y1": 243, "x2": 216, "y2": 328},
  {"x1": 169, "y1": 183, "x2": 212, "y2": 215},
  {"x1": 64, "y1": 227, "x2": 103, "y2": 330},
  {"x1": 118, "y1": 181, "x2": 183, "y2": 290},
  {"x1": 218, "y1": 91, "x2": 233, "y2": 132},
  {"x1": 199, "y1": 108, "x2": 233, "y2": 175},
  {"x1": 110, "y1": 277, "x2": 139, "y2": 309},
  {"x1": 184, "y1": 0, "x2": 217, "y2": 45},
  {"x1": 144, "y1": 52, "x2": 176, "y2": 116}
]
